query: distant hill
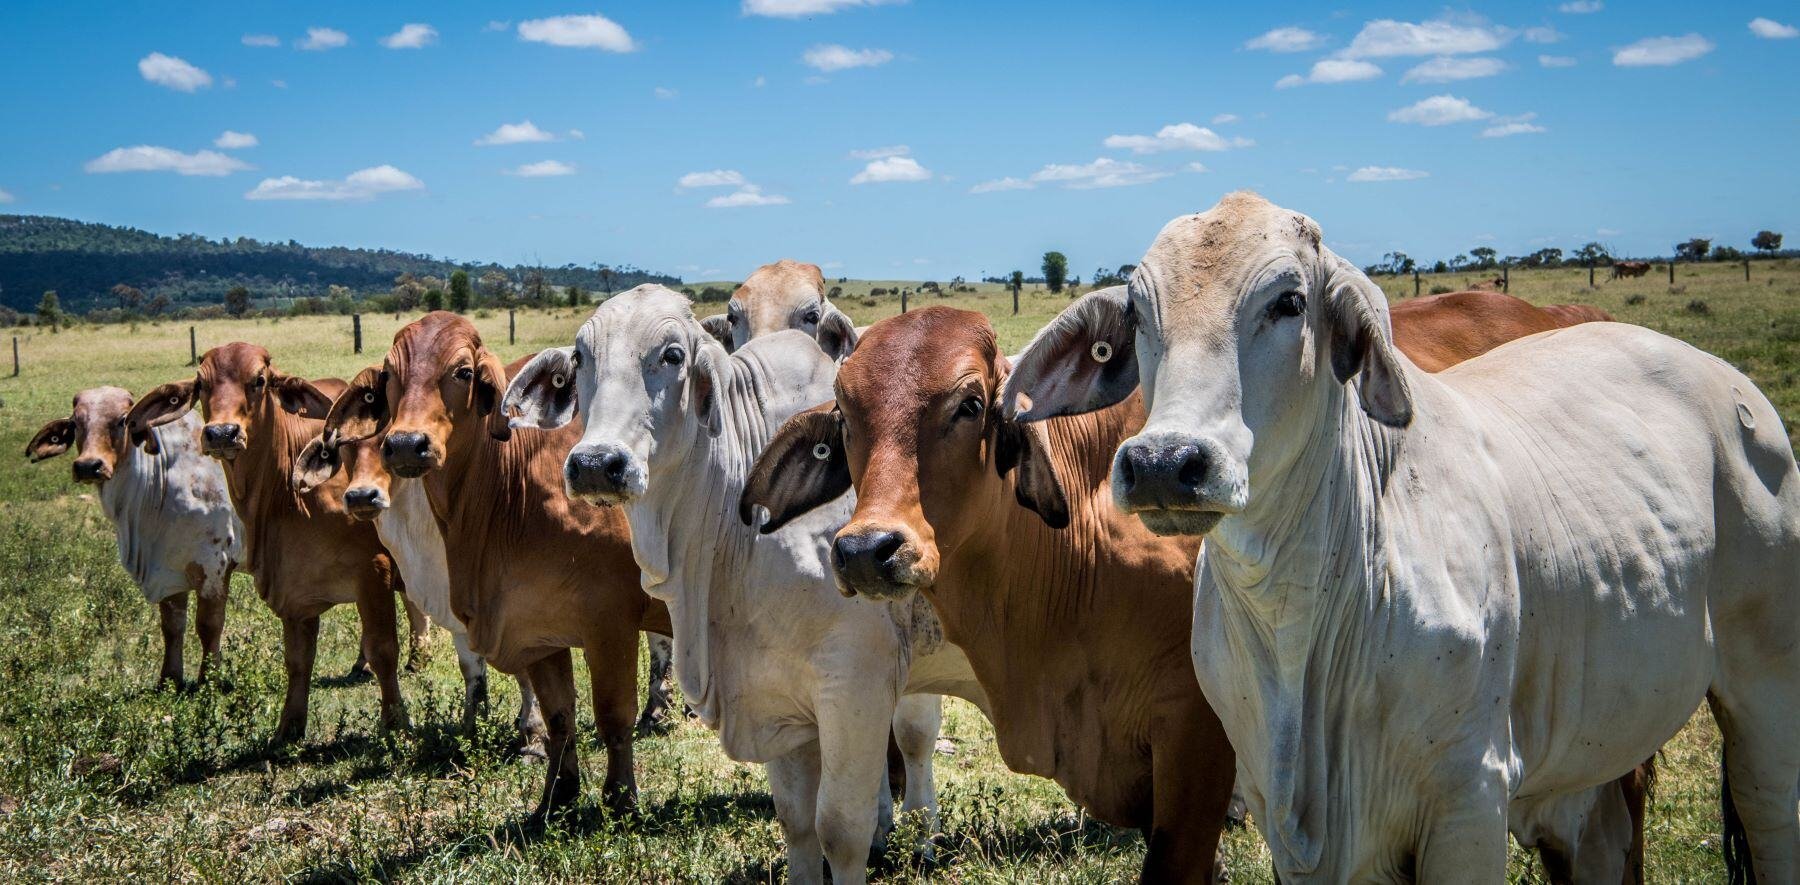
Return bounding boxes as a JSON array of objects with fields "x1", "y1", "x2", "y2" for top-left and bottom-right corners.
[{"x1": 0, "y1": 215, "x2": 679, "y2": 313}]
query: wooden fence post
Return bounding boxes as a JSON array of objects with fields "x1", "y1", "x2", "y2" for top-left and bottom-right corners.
[
  {"x1": 1588, "y1": 263, "x2": 1595, "y2": 287},
  {"x1": 509, "y1": 310, "x2": 516, "y2": 345},
  {"x1": 1669, "y1": 261, "x2": 1675, "y2": 285},
  {"x1": 1413, "y1": 268, "x2": 1421, "y2": 297},
  {"x1": 188, "y1": 326, "x2": 198, "y2": 366},
  {"x1": 901, "y1": 290, "x2": 909, "y2": 314},
  {"x1": 11, "y1": 337, "x2": 18, "y2": 378},
  {"x1": 1011, "y1": 285, "x2": 1019, "y2": 316},
  {"x1": 352, "y1": 314, "x2": 363, "y2": 354},
  {"x1": 1744, "y1": 259, "x2": 1751, "y2": 282},
  {"x1": 1502, "y1": 265, "x2": 1509, "y2": 293}
]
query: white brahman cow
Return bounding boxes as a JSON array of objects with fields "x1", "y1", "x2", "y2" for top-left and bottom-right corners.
[
  {"x1": 505, "y1": 285, "x2": 987, "y2": 885},
  {"x1": 1003, "y1": 192, "x2": 1800, "y2": 882}
]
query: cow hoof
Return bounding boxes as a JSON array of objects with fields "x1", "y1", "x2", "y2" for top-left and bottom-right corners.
[{"x1": 633, "y1": 711, "x2": 675, "y2": 739}]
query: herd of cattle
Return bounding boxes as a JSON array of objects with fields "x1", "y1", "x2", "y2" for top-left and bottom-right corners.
[{"x1": 24, "y1": 194, "x2": 1799, "y2": 883}]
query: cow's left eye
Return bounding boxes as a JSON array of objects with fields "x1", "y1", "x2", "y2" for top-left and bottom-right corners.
[
  {"x1": 956, "y1": 395, "x2": 984, "y2": 419},
  {"x1": 251, "y1": 374, "x2": 266, "y2": 389},
  {"x1": 1270, "y1": 291, "x2": 1306, "y2": 318},
  {"x1": 453, "y1": 366, "x2": 474, "y2": 381},
  {"x1": 663, "y1": 345, "x2": 686, "y2": 367},
  {"x1": 803, "y1": 307, "x2": 821, "y2": 325}
]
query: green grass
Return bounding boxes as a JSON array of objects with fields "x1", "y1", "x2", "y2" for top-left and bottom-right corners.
[{"x1": 1, "y1": 260, "x2": 1794, "y2": 881}]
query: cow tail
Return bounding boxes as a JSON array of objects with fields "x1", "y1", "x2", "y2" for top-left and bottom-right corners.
[{"x1": 1719, "y1": 746, "x2": 1754, "y2": 885}]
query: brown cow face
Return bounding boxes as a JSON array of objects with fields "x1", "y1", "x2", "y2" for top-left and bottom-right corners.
[
  {"x1": 334, "y1": 434, "x2": 394, "y2": 520},
  {"x1": 126, "y1": 343, "x2": 330, "y2": 461},
  {"x1": 342, "y1": 313, "x2": 508, "y2": 479},
  {"x1": 26, "y1": 387, "x2": 136, "y2": 484}
]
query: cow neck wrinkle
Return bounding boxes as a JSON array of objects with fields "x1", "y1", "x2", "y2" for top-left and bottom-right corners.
[
  {"x1": 1199, "y1": 388, "x2": 1402, "y2": 877},
  {"x1": 218, "y1": 393, "x2": 316, "y2": 580}
]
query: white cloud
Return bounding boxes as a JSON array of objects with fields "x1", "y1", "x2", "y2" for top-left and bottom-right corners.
[
  {"x1": 1211, "y1": 113, "x2": 1239, "y2": 125},
  {"x1": 1277, "y1": 58, "x2": 1383, "y2": 87},
  {"x1": 506, "y1": 160, "x2": 577, "y2": 177},
  {"x1": 1539, "y1": 54, "x2": 1577, "y2": 67},
  {"x1": 517, "y1": 14, "x2": 636, "y2": 52},
  {"x1": 654, "y1": 86, "x2": 678, "y2": 99},
  {"x1": 850, "y1": 156, "x2": 931, "y2": 183},
  {"x1": 850, "y1": 144, "x2": 909, "y2": 160},
  {"x1": 707, "y1": 185, "x2": 790, "y2": 208},
  {"x1": 485, "y1": 21, "x2": 512, "y2": 32},
  {"x1": 1341, "y1": 19, "x2": 1510, "y2": 59},
  {"x1": 297, "y1": 27, "x2": 349, "y2": 51},
  {"x1": 678, "y1": 169, "x2": 748, "y2": 189},
  {"x1": 381, "y1": 24, "x2": 438, "y2": 49},
  {"x1": 1613, "y1": 34, "x2": 1714, "y2": 67},
  {"x1": 1185, "y1": 162, "x2": 1209, "y2": 173},
  {"x1": 1401, "y1": 56, "x2": 1507, "y2": 83},
  {"x1": 0, "y1": 188, "x2": 14, "y2": 204},
  {"x1": 1597, "y1": 227, "x2": 1622, "y2": 236},
  {"x1": 1558, "y1": 1, "x2": 1602, "y2": 13},
  {"x1": 1030, "y1": 157, "x2": 1169, "y2": 189},
  {"x1": 567, "y1": 129, "x2": 585, "y2": 141},
  {"x1": 1244, "y1": 26, "x2": 1326, "y2": 53},
  {"x1": 1103, "y1": 122, "x2": 1252, "y2": 153},
  {"x1": 213, "y1": 131, "x2": 258, "y2": 149},
  {"x1": 1524, "y1": 26, "x2": 1564, "y2": 44},
  {"x1": 242, "y1": 34, "x2": 281, "y2": 48},
  {"x1": 138, "y1": 53, "x2": 212, "y2": 92},
  {"x1": 753, "y1": 75, "x2": 767, "y2": 87},
  {"x1": 85, "y1": 146, "x2": 250, "y2": 176},
  {"x1": 1386, "y1": 94, "x2": 1492, "y2": 125},
  {"x1": 474, "y1": 121, "x2": 559, "y2": 146},
  {"x1": 1481, "y1": 113, "x2": 1547, "y2": 137},
  {"x1": 244, "y1": 164, "x2": 423, "y2": 201},
  {"x1": 743, "y1": 0, "x2": 903, "y2": 17},
  {"x1": 1348, "y1": 166, "x2": 1429, "y2": 182},
  {"x1": 1749, "y1": 18, "x2": 1799, "y2": 39},
  {"x1": 969, "y1": 177, "x2": 1032, "y2": 194},
  {"x1": 802, "y1": 44, "x2": 893, "y2": 71}
]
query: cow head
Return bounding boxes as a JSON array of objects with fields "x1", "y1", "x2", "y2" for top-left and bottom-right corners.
[
  {"x1": 700, "y1": 259, "x2": 859, "y2": 361},
  {"x1": 126, "y1": 343, "x2": 332, "y2": 461},
  {"x1": 26, "y1": 386, "x2": 137, "y2": 484},
  {"x1": 322, "y1": 312, "x2": 511, "y2": 480},
  {"x1": 507, "y1": 284, "x2": 729, "y2": 505},
  {"x1": 291, "y1": 368, "x2": 399, "y2": 521},
  {"x1": 1005, "y1": 191, "x2": 1411, "y2": 537},
  {"x1": 742, "y1": 307, "x2": 1069, "y2": 599}
]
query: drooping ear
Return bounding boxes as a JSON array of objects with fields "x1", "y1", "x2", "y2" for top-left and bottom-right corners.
[
  {"x1": 126, "y1": 378, "x2": 197, "y2": 454},
  {"x1": 325, "y1": 366, "x2": 390, "y2": 443},
  {"x1": 991, "y1": 415, "x2": 1070, "y2": 529},
  {"x1": 26, "y1": 418, "x2": 76, "y2": 462},
  {"x1": 275, "y1": 373, "x2": 335, "y2": 419},
  {"x1": 473, "y1": 349, "x2": 514, "y2": 441},
  {"x1": 1325, "y1": 258, "x2": 1414, "y2": 428},
  {"x1": 1002, "y1": 285, "x2": 1138, "y2": 423},
  {"x1": 503, "y1": 346, "x2": 578, "y2": 431},
  {"x1": 815, "y1": 306, "x2": 860, "y2": 363},
  {"x1": 740, "y1": 402, "x2": 851, "y2": 533},
  {"x1": 291, "y1": 434, "x2": 343, "y2": 493},
  {"x1": 689, "y1": 343, "x2": 728, "y2": 437},
  {"x1": 699, "y1": 314, "x2": 736, "y2": 352}
]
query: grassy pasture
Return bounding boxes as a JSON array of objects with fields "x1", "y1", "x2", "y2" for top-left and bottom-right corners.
[{"x1": 0, "y1": 260, "x2": 1793, "y2": 881}]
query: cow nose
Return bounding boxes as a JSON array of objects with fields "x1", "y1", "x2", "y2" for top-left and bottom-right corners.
[
  {"x1": 831, "y1": 530, "x2": 907, "y2": 596},
  {"x1": 566, "y1": 447, "x2": 633, "y2": 499},
  {"x1": 1116, "y1": 440, "x2": 1208, "y2": 505},
  {"x1": 382, "y1": 431, "x2": 436, "y2": 476},
  {"x1": 203, "y1": 423, "x2": 241, "y2": 447},
  {"x1": 72, "y1": 458, "x2": 107, "y2": 482},
  {"x1": 344, "y1": 487, "x2": 385, "y2": 512}
]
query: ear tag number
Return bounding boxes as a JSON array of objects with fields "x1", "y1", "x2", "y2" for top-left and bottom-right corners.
[
  {"x1": 811, "y1": 443, "x2": 831, "y2": 461},
  {"x1": 1090, "y1": 341, "x2": 1113, "y2": 363}
]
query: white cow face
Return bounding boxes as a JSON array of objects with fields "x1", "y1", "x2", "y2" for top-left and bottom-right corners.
[{"x1": 506, "y1": 284, "x2": 725, "y2": 505}]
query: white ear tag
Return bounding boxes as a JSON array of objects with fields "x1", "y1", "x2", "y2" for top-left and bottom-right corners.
[
  {"x1": 1090, "y1": 341, "x2": 1113, "y2": 362},
  {"x1": 811, "y1": 443, "x2": 831, "y2": 461},
  {"x1": 551, "y1": 373, "x2": 567, "y2": 389}
]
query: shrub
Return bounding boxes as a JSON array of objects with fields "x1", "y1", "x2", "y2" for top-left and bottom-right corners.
[
  {"x1": 859, "y1": 297, "x2": 878, "y2": 308},
  {"x1": 1429, "y1": 285, "x2": 1454, "y2": 295},
  {"x1": 1625, "y1": 294, "x2": 1646, "y2": 306},
  {"x1": 1684, "y1": 299, "x2": 1710, "y2": 316},
  {"x1": 696, "y1": 286, "x2": 732, "y2": 303}
]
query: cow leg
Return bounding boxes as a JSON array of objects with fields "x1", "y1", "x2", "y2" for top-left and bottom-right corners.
[
  {"x1": 583, "y1": 637, "x2": 640, "y2": 815},
  {"x1": 275, "y1": 614, "x2": 320, "y2": 744},
  {"x1": 634, "y1": 632, "x2": 677, "y2": 737},
  {"x1": 515, "y1": 672, "x2": 547, "y2": 759},
  {"x1": 1414, "y1": 775, "x2": 1510, "y2": 883},
  {"x1": 891, "y1": 693, "x2": 942, "y2": 838},
  {"x1": 813, "y1": 698, "x2": 890, "y2": 885},
  {"x1": 526, "y1": 649, "x2": 580, "y2": 822},
  {"x1": 767, "y1": 740, "x2": 825, "y2": 885},
  {"x1": 1709, "y1": 686, "x2": 1800, "y2": 880},
  {"x1": 156, "y1": 593, "x2": 190, "y2": 689},
  {"x1": 450, "y1": 631, "x2": 488, "y2": 735},
  {"x1": 1144, "y1": 702, "x2": 1235, "y2": 883},
  {"x1": 399, "y1": 586, "x2": 431, "y2": 673},
  {"x1": 1515, "y1": 782, "x2": 1633, "y2": 885},
  {"x1": 353, "y1": 577, "x2": 408, "y2": 732},
  {"x1": 194, "y1": 586, "x2": 227, "y2": 687}
]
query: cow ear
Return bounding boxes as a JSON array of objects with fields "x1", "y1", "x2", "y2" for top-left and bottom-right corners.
[
  {"x1": 292, "y1": 434, "x2": 342, "y2": 493},
  {"x1": 275, "y1": 373, "x2": 335, "y2": 419},
  {"x1": 126, "y1": 378, "x2": 197, "y2": 454},
  {"x1": 1325, "y1": 257, "x2": 1413, "y2": 428},
  {"x1": 473, "y1": 350, "x2": 513, "y2": 441},
  {"x1": 740, "y1": 402, "x2": 851, "y2": 534},
  {"x1": 26, "y1": 418, "x2": 76, "y2": 462},
  {"x1": 699, "y1": 314, "x2": 736, "y2": 353},
  {"x1": 503, "y1": 346, "x2": 578, "y2": 430},
  {"x1": 815, "y1": 306, "x2": 859, "y2": 363},
  {"x1": 992, "y1": 415, "x2": 1070, "y2": 529},
  {"x1": 1002, "y1": 285, "x2": 1137, "y2": 423},
  {"x1": 325, "y1": 366, "x2": 390, "y2": 443},
  {"x1": 690, "y1": 344, "x2": 727, "y2": 437}
]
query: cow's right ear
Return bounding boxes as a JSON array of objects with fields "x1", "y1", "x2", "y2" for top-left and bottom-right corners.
[
  {"x1": 26, "y1": 418, "x2": 76, "y2": 462},
  {"x1": 503, "y1": 346, "x2": 579, "y2": 430},
  {"x1": 815, "y1": 306, "x2": 859, "y2": 363},
  {"x1": 1001, "y1": 285, "x2": 1138, "y2": 423},
  {"x1": 740, "y1": 402, "x2": 851, "y2": 534},
  {"x1": 292, "y1": 434, "x2": 342, "y2": 493},
  {"x1": 325, "y1": 366, "x2": 390, "y2": 442},
  {"x1": 275, "y1": 374, "x2": 335, "y2": 420},
  {"x1": 126, "y1": 378, "x2": 197, "y2": 455},
  {"x1": 699, "y1": 314, "x2": 736, "y2": 353}
]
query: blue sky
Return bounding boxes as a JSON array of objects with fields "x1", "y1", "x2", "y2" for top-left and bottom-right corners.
[{"x1": 2, "y1": 1, "x2": 1796, "y2": 280}]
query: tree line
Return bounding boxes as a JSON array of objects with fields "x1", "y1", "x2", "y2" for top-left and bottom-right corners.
[{"x1": 1365, "y1": 231, "x2": 1787, "y2": 276}]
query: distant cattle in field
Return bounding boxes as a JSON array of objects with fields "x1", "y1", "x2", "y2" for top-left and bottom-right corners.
[{"x1": 1612, "y1": 260, "x2": 1651, "y2": 279}]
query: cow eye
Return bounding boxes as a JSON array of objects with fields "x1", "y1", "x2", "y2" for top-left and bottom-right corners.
[
  {"x1": 955, "y1": 395, "x2": 984, "y2": 419},
  {"x1": 1271, "y1": 291, "x2": 1306, "y2": 318},
  {"x1": 663, "y1": 344, "x2": 686, "y2": 367},
  {"x1": 453, "y1": 366, "x2": 474, "y2": 382},
  {"x1": 251, "y1": 374, "x2": 266, "y2": 389},
  {"x1": 803, "y1": 307, "x2": 821, "y2": 325}
]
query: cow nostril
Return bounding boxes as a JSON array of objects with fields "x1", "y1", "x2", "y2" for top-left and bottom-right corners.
[
  {"x1": 600, "y1": 451, "x2": 628, "y2": 483},
  {"x1": 871, "y1": 532, "x2": 904, "y2": 566},
  {"x1": 1118, "y1": 448, "x2": 1139, "y2": 491},
  {"x1": 412, "y1": 436, "x2": 431, "y2": 458},
  {"x1": 1176, "y1": 446, "x2": 1206, "y2": 490}
]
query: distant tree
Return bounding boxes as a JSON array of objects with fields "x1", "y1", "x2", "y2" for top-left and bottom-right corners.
[
  {"x1": 1675, "y1": 238, "x2": 1711, "y2": 261},
  {"x1": 1041, "y1": 251, "x2": 1068, "y2": 294},
  {"x1": 1752, "y1": 230, "x2": 1783, "y2": 255},
  {"x1": 423, "y1": 288, "x2": 445, "y2": 312},
  {"x1": 1469, "y1": 247, "x2": 1498, "y2": 269},
  {"x1": 1371, "y1": 251, "x2": 1415, "y2": 275},
  {"x1": 224, "y1": 285, "x2": 251, "y2": 317},
  {"x1": 1524, "y1": 247, "x2": 1563, "y2": 268},
  {"x1": 1432, "y1": 260, "x2": 1448, "y2": 274},
  {"x1": 1009, "y1": 270, "x2": 1024, "y2": 295},
  {"x1": 447, "y1": 270, "x2": 472, "y2": 312},
  {"x1": 522, "y1": 269, "x2": 550, "y2": 306},
  {"x1": 1712, "y1": 245, "x2": 1745, "y2": 262},
  {"x1": 598, "y1": 266, "x2": 617, "y2": 298},
  {"x1": 827, "y1": 285, "x2": 843, "y2": 300},
  {"x1": 478, "y1": 270, "x2": 513, "y2": 306},
  {"x1": 146, "y1": 292, "x2": 171, "y2": 316},
  {"x1": 566, "y1": 284, "x2": 585, "y2": 308},
  {"x1": 1067, "y1": 275, "x2": 1081, "y2": 295},
  {"x1": 37, "y1": 290, "x2": 62, "y2": 330},
  {"x1": 1572, "y1": 242, "x2": 1610, "y2": 266},
  {"x1": 392, "y1": 272, "x2": 425, "y2": 310},
  {"x1": 327, "y1": 284, "x2": 355, "y2": 314},
  {"x1": 110, "y1": 283, "x2": 144, "y2": 313}
]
